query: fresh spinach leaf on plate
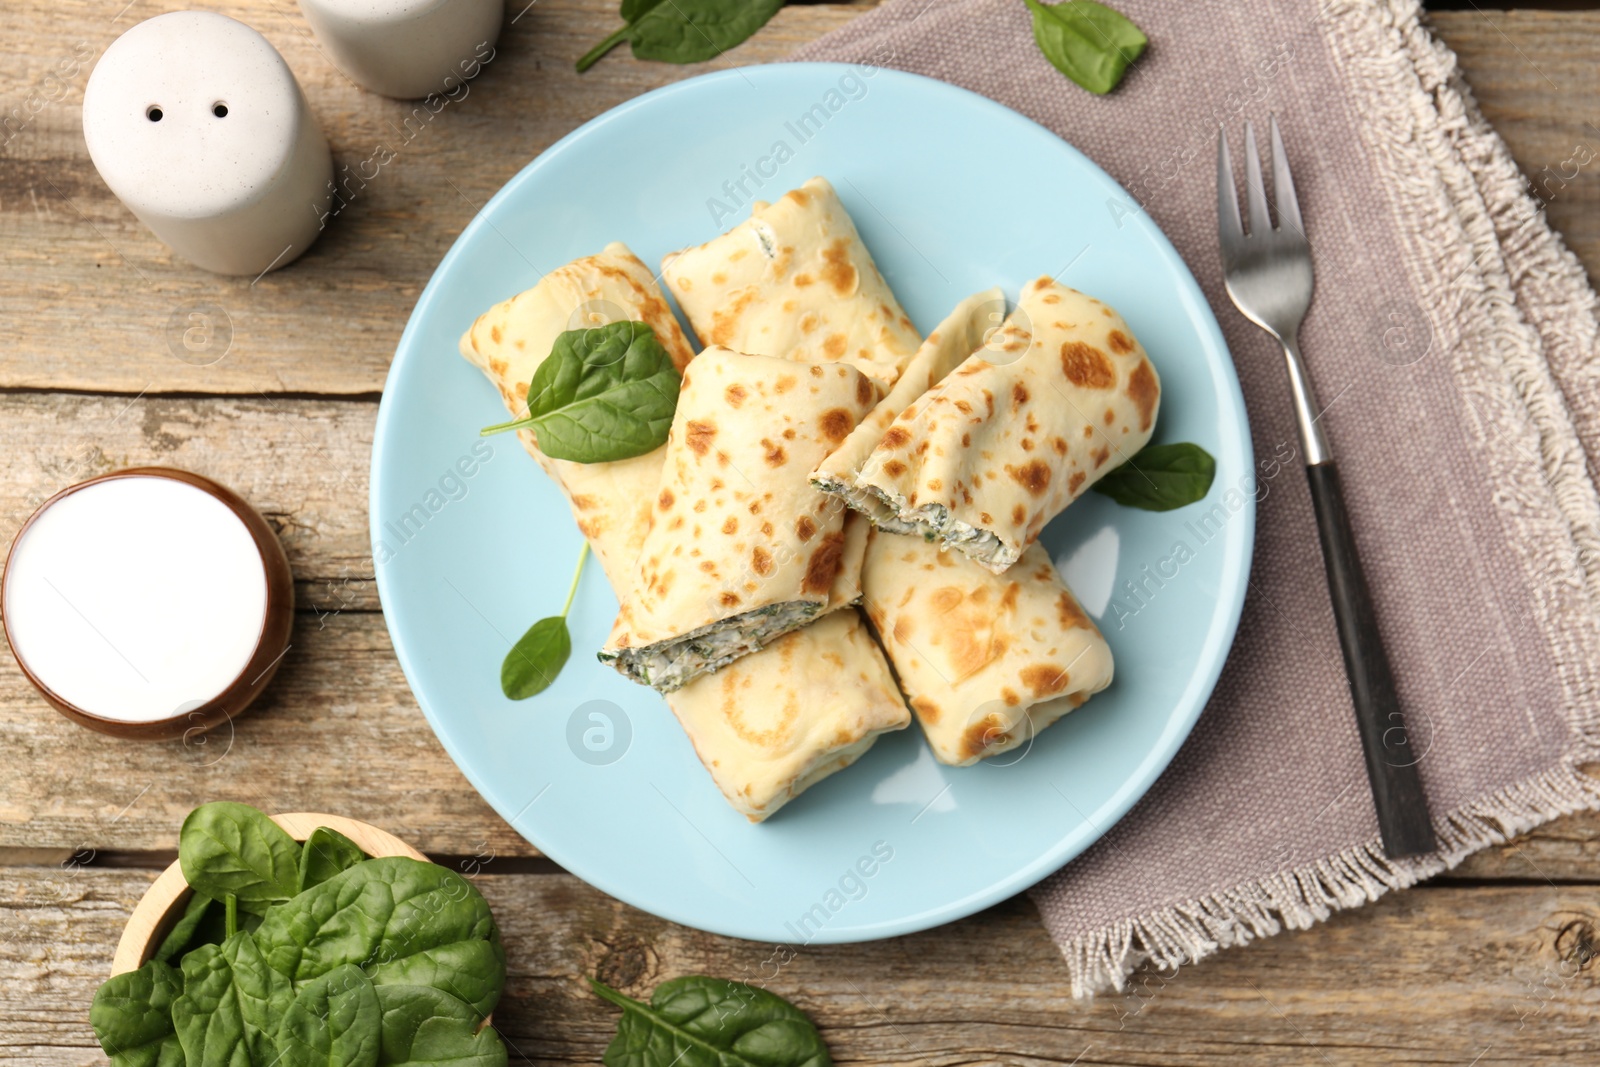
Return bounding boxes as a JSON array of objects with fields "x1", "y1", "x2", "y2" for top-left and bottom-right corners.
[
  {"x1": 1092, "y1": 441, "x2": 1217, "y2": 510},
  {"x1": 274, "y1": 963, "x2": 382, "y2": 1067},
  {"x1": 179, "y1": 802, "x2": 302, "y2": 916},
  {"x1": 252, "y1": 856, "x2": 506, "y2": 1018},
  {"x1": 1024, "y1": 0, "x2": 1147, "y2": 95},
  {"x1": 502, "y1": 543, "x2": 588, "y2": 700},
  {"x1": 222, "y1": 931, "x2": 295, "y2": 1065},
  {"x1": 578, "y1": 0, "x2": 786, "y2": 73},
  {"x1": 90, "y1": 959, "x2": 185, "y2": 1067},
  {"x1": 296, "y1": 825, "x2": 369, "y2": 892},
  {"x1": 481, "y1": 321, "x2": 681, "y2": 463},
  {"x1": 589, "y1": 976, "x2": 832, "y2": 1067},
  {"x1": 374, "y1": 985, "x2": 508, "y2": 1067}
]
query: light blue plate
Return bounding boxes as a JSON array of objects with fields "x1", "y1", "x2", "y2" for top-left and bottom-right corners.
[{"x1": 372, "y1": 64, "x2": 1252, "y2": 943}]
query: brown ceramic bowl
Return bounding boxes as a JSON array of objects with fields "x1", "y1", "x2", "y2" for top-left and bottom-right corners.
[
  {"x1": 110, "y1": 813, "x2": 427, "y2": 975},
  {"x1": 1, "y1": 467, "x2": 294, "y2": 741}
]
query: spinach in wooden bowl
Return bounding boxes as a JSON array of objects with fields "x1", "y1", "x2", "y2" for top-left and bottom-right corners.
[{"x1": 91, "y1": 802, "x2": 508, "y2": 1067}]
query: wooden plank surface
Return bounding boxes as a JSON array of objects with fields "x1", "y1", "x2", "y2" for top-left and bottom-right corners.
[
  {"x1": 2, "y1": 0, "x2": 1599, "y2": 1063},
  {"x1": 5, "y1": 867, "x2": 1598, "y2": 1066}
]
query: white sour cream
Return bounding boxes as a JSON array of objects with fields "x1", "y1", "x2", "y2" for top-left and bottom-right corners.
[{"x1": 4, "y1": 476, "x2": 269, "y2": 723}]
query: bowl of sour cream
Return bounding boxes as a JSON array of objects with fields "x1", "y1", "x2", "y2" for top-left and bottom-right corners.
[{"x1": 2, "y1": 468, "x2": 293, "y2": 740}]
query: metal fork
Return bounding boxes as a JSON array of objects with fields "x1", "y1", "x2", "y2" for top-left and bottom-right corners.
[{"x1": 1218, "y1": 116, "x2": 1435, "y2": 859}]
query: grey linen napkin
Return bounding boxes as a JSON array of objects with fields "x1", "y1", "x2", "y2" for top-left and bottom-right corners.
[{"x1": 794, "y1": 0, "x2": 1600, "y2": 994}]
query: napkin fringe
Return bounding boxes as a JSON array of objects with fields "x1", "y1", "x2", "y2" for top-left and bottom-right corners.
[
  {"x1": 1054, "y1": 0, "x2": 1600, "y2": 997},
  {"x1": 1057, "y1": 760, "x2": 1600, "y2": 997}
]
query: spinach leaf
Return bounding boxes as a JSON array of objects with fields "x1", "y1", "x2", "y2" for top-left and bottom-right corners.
[
  {"x1": 501, "y1": 543, "x2": 588, "y2": 700},
  {"x1": 222, "y1": 931, "x2": 295, "y2": 1065},
  {"x1": 1092, "y1": 442, "x2": 1216, "y2": 510},
  {"x1": 172, "y1": 942, "x2": 258, "y2": 1067},
  {"x1": 374, "y1": 985, "x2": 507, "y2": 1067},
  {"x1": 589, "y1": 976, "x2": 832, "y2": 1067},
  {"x1": 153, "y1": 892, "x2": 217, "y2": 964},
  {"x1": 481, "y1": 322, "x2": 681, "y2": 463},
  {"x1": 298, "y1": 826, "x2": 369, "y2": 893},
  {"x1": 180, "y1": 802, "x2": 303, "y2": 916},
  {"x1": 577, "y1": 0, "x2": 785, "y2": 72},
  {"x1": 275, "y1": 963, "x2": 382, "y2": 1067},
  {"x1": 90, "y1": 959, "x2": 185, "y2": 1067},
  {"x1": 253, "y1": 856, "x2": 506, "y2": 1018},
  {"x1": 1023, "y1": 0, "x2": 1147, "y2": 94}
]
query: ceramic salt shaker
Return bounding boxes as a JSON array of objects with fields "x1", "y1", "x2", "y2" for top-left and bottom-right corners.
[
  {"x1": 82, "y1": 11, "x2": 333, "y2": 277},
  {"x1": 296, "y1": 0, "x2": 503, "y2": 100}
]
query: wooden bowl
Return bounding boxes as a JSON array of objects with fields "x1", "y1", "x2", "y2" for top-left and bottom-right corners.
[
  {"x1": 3, "y1": 467, "x2": 295, "y2": 742},
  {"x1": 111, "y1": 813, "x2": 427, "y2": 976}
]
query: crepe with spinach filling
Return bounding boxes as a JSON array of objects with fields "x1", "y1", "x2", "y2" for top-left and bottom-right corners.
[
  {"x1": 600, "y1": 346, "x2": 878, "y2": 692},
  {"x1": 847, "y1": 277, "x2": 1160, "y2": 573},
  {"x1": 459, "y1": 245, "x2": 908, "y2": 819}
]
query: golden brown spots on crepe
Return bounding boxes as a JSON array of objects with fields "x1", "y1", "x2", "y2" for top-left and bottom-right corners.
[
  {"x1": 856, "y1": 374, "x2": 875, "y2": 407},
  {"x1": 798, "y1": 312, "x2": 821, "y2": 335},
  {"x1": 711, "y1": 271, "x2": 728, "y2": 285},
  {"x1": 693, "y1": 499, "x2": 707, "y2": 513},
  {"x1": 762, "y1": 439, "x2": 787, "y2": 467},
  {"x1": 794, "y1": 273, "x2": 815, "y2": 288},
  {"x1": 1061, "y1": 341, "x2": 1117, "y2": 389},
  {"x1": 820, "y1": 238, "x2": 859, "y2": 296},
  {"x1": 883, "y1": 459, "x2": 908, "y2": 478},
  {"x1": 699, "y1": 560, "x2": 717, "y2": 573},
  {"x1": 1020, "y1": 664, "x2": 1071, "y2": 698},
  {"x1": 1012, "y1": 504, "x2": 1027, "y2": 527},
  {"x1": 893, "y1": 615, "x2": 914, "y2": 642},
  {"x1": 1008, "y1": 459, "x2": 1052, "y2": 497},
  {"x1": 752, "y1": 547, "x2": 775, "y2": 576},
  {"x1": 728, "y1": 248, "x2": 748, "y2": 262},
  {"x1": 1021, "y1": 439, "x2": 1035, "y2": 452},
  {"x1": 823, "y1": 333, "x2": 847, "y2": 359},
  {"x1": 1092, "y1": 445, "x2": 1111, "y2": 469},
  {"x1": 748, "y1": 499, "x2": 762, "y2": 515},
  {"x1": 760, "y1": 521, "x2": 774, "y2": 537},
  {"x1": 954, "y1": 399, "x2": 973, "y2": 415},
  {"x1": 1052, "y1": 436, "x2": 1070, "y2": 455},
  {"x1": 999, "y1": 584, "x2": 1019, "y2": 613},
  {"x1": 928, "y1": 479, "x2": 943, "y2": 492},
  {"x1": 980, "y1": 511, "x2": 994, "y2": 525},
  {"x1": 719, "y1": 591, "x2": 741, "y2": 608},
  {"x1": 910, "y1": 696, "x2": 941, "y2": 726},
  {"x1": 881, "y1": 426, "x2": 912, "y2": 450},
  {"x1": 801, "y1": 531, "x2": 845, "y2": 594},
  {"x1": 984, "y1": 390, "x2": 995, "y2": 417},
  {"x1": 487, "y1": 357, "x2": 508, "y2": 378},
  {"x1": 961, "y1": 432, "x2": 972, "y2": 448},
  {"x1": 721, "y1": 516, "x2": 738, "y2": 535},
  {"x1": 782, "y1": 299, "x2": 798, "y2": 313},
  {"x1": 1042, "y1": 293, "x2": 1061, "y2": 305},
  {"x1": 686, "y1": 419, "x2": 716, "y2": 456},
  {"x1": 796, "y1": 515, "x2": 817, "y2": 541},
  {"x1": 1127, "y1": 359, "x2": 1158, "y2": 430},
  {"x1": 782, "y1": 427, "x2": 796, "y2": 440},
  {"x1": 819, "y1": 407, "x2": 854, "y2": 443},
  {"x1": 710, "y1": 289, "x2": 758, "y2": 346},
  {"x1": 1068, "y1": 471, "x2": 1086, "y2": 494},
  {"x1": 490, "y1": 324, "x2": 503, "y2": 344},
  {"x1": 1012, "y1": 382, "x2": 1030, "y2": 409},
  {"x1": 658, "y1": 488, "x2": 675, "y2": 510},
  {"x1": 725, "y1": 383, "x2": 747, "y2": 408},
  {"x1": 961, "y1": 715, "x2": 1006, "y2": 760},
  {"x1": 785, "y1": 187, "x2": 811, "y2": 207},
  {"x1": 1107, "y1": 329, "x2": 1136, "y2": 355},
  {"x1": 775, "y1": 375, "x2": 797, "y2": 394},
  {"x1": 1056, "y1": 592, "x2": 1091, "y2": 630}
]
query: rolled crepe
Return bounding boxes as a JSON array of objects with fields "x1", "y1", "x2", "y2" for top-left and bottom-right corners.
[
  {"x1": 460, "y1": 245, "x2": 908, "y2": 820},
  {"x1": 812, "y1": 287, "x2": 1004, "y2": 530},
  {"x1": 661, "y1": 177, "x2": 921, "y2": 387},
  {"x1": 601, "y1": 346, "x2": 879, "y2": 692},
  {"x1": 861, "y1": 534, "x2": 1113, "y2": 766},
  {"x1": 847, "y1": 276, "x2": 1160, "y2": 573}
]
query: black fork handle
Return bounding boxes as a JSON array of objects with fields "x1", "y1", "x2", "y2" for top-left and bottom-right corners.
[{"x1": 1305, "y1": 461, "x2": 1436, "y2": 858}]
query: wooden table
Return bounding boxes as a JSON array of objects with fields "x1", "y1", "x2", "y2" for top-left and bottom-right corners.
[{"x1": 3, "y1": 2, "x2": 1596, "y2": 1063}]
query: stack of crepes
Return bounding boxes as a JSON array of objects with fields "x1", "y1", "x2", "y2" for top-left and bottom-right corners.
[{"x1": 460, "y1": 176, "x2": 1162, "y2": 818}]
